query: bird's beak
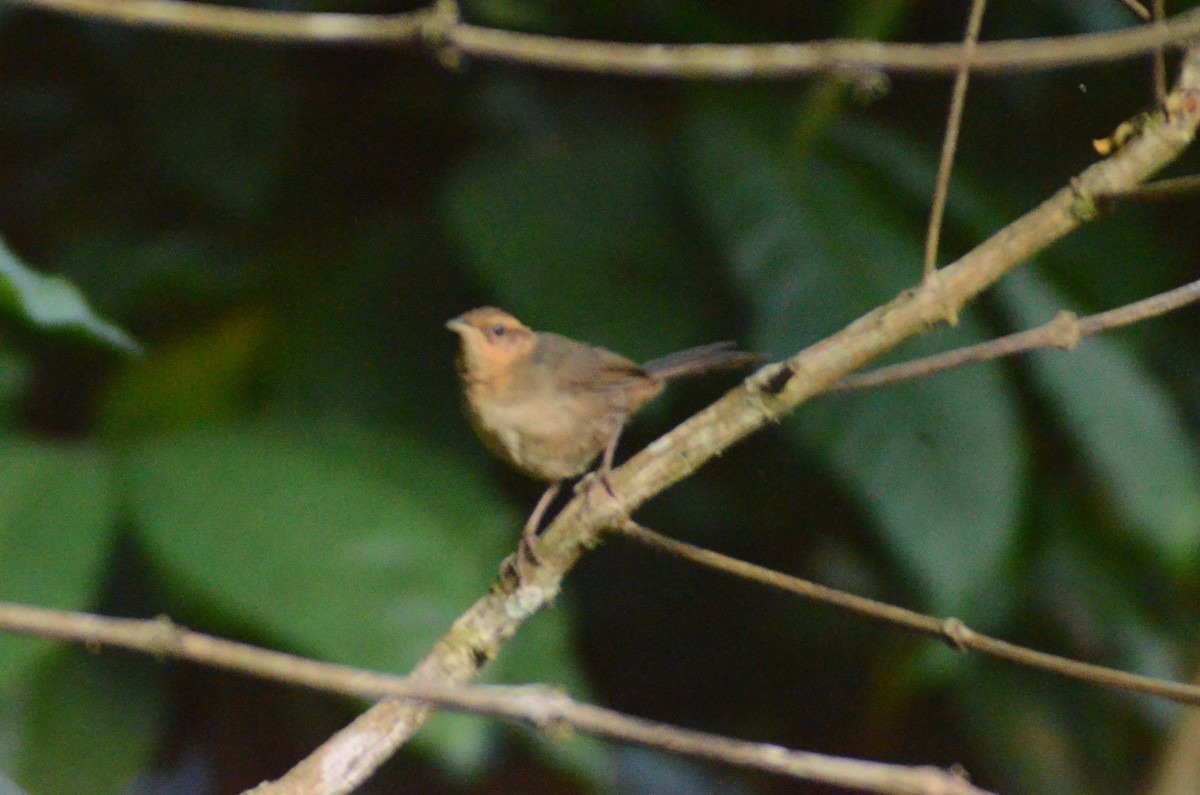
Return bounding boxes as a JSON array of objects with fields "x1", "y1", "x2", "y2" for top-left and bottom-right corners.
[{"x1": 445, "y1": 316, "x2": 468, "y2": 335}]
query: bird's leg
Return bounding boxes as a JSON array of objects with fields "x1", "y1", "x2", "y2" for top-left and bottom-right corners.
[
  {"x1": 516, "y1": 481, "x2": 561, "y2": 571},
  {"x1": 575, "y1": 428, "x2": 623, "y2": 500},
  {"x1": 570, "y1": 429, "x2": 631, "y2": 536},
  {"x1": 596, "y1": 429, "x2": 621, "y2": 497}
]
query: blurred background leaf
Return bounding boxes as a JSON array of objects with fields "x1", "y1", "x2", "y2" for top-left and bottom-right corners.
[
  {"x1": 11, "y1": 649, "x2": 165, "y2": 795},
  {"x1": 1000, "y1": 270, "x2": 1200, "y2": 565},
  {"x1": 0, "y1": 443, "x2": 115, "y2": 690},
  {"x1": 124, "y1": 421, "x2": 517, "y2": 672},
  {"x1": 684, "y1": 108, "x2": 1026, "y2": 613},
  {"x1": 440, "y1": 128, "x2": 722, "y2": 357},
  {"x1": 0, "y1": 237, "x2": 139, "y2": 353}
]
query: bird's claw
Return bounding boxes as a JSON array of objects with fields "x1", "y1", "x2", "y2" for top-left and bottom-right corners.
[
  {"x1": 499, "y1": 548, "x2": 532, "y2": 587},
  {"x1": 576, "y1": 471, "x2": 627, "y2": 531},
  {"x1": 574, "y1": 470, "x2": 617, "y2": 499},
  {"x1": 516, "y1": 533, "x2": 540, "y2": 578},
  {"x1": 499, "y1": 524, "x2": 543, "y2": 587}
]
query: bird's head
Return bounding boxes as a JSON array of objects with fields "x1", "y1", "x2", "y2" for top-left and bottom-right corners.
[{"x1": 445, "y1": 307, "x2": 537, "y2": 385}]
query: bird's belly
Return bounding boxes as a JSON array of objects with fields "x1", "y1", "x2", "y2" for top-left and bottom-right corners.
[{"x1": 466, "y1": 390, "x2": 617, "y2": 481}]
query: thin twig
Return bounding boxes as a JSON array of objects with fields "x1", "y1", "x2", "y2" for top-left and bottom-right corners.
[
  {"x1": 1149, "y1": 678, "x2": 1200, "y2": 795},
  {"x1": 4, "y1": 0, "x2": 1200, "y2": 77},
  {"x1": 924, "y1": 0, "x2": 987, "y2": 278},
  {"x1": 4, "y1": 0, "x2": 435, "y2": 41},
  {"x1": 1119, "y1": 0, "x2": 1152, "y2": 21},
  {"x1": 0, "y1": 601, "x2": 994, "y2": 795},
  {"x1": 830, "y1": 277, "x2": 1200, "y2": 393},
  {"x1": 1155, "y1": 0, "x2": 1169, "y2": 102},
  {"x1": 617, "y1": 522, "x2": 1200, "y2": 708},
  {"x1": 1108, "y1": 173, "x2": 1200, "y2": 201}
]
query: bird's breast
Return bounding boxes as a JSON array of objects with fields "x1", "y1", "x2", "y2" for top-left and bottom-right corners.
[{"x1": 463, "y1": 379, "x2": 624, "y2": 482}]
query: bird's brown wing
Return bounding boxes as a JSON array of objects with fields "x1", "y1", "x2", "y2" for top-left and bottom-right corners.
[{"x1": 530, "y1": 333, "x2": 647, "y2": 391}]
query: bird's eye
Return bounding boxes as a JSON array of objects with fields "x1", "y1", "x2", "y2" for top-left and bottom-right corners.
[{"x1": 491, "y1": 325, "x2": 507, "y2": 337}]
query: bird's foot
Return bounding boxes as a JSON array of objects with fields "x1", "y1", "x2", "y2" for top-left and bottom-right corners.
[
  {"x1": 574, "y1": 469, "x2": 617, "y2": 499},
  {"x1": 575, "y1": 471, "x2": 628, "y2": 534},
  {"x1": 499, "y1": 515, "x2": 544, "y2": 586},
  {"x1": 515, "y1": 532, "x2": 540, "y2": 581}
]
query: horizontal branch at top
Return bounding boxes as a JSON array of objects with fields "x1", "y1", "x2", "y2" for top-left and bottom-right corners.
[{"x1": 6, "y1": 0, "x2": 1200, "y2": 78}]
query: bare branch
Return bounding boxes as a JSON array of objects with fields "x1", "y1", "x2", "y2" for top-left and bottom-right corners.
[
  {"x1": 3, "y1": 0, "x2": 434, "y2": 42},
  {"x1": 1118, "y1": 0, "x2": 1152, "y2": 21},
  {"x1": 1110, "y1": 172, "x2": 1200, "y2": 201},
  {"x1": 0, "y1": 601, "x2": 995, "y2": 795},
  {"x1": 1154, "y1": 0, "x2": 1169, "y2": 101},
  {"x1": 831, "y1": 277, "x2": 1200, "y2": 393},
  {"x1": 924, "y1": 0, "x2": 987, "y2": 278},
  {"x1": 243, "y1": 50, "x2": 1200, "y2": 795},
  {"x1": 4, "y1": 0, "x2": 1200, "y2": 77},
  {"x1": 617, "y1": 522, "x2": 1200, "y2": 708}
]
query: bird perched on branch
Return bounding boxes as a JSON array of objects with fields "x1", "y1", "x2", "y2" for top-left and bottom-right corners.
[{"x1": 446, "y1": 306, "x2": 761, "y2": 561}]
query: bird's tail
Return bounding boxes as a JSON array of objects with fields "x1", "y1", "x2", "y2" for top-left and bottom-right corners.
[{"x1": 641, "y1": 342, "x2": 763, "y2": 381}]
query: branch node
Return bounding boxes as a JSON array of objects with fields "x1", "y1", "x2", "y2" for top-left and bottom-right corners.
[
  {"x1": 846, "y1": 68, "x2": 892, "y2": 104},
  {"x1": 422, "y1": 0, "x2": 463, "y2": 69},
  {"x1": 939, "y1": 617, "x2": 972, "y2": 652},
  {"x1": 518, "y1": 687, "x2": 573, "y2": 734},
  {"x1": 1048, "y1": 310, "x2": 1082, "y2": 349},
  {"x1": 1166, "y1": 87, "x2": 1200, "y2": 121},
  {"x1": 149, "y1": 613, "x2": 184, "y2": 657},
  {"x1": 761, "y1": 362, "x2": 796, "y2": 397},
  {"x1": 921, "y1": 269, "x2": 960, "y2": 326},
  {"x1": 470, "y1": 644, "x2": 493, "y2": 669},
  {"x1": 948, "y1": 763, "x2": 973, "y2": 785},
  {"x1": 1093, "y1": 114, "x2": 1150, "y2": 156},
  {"x1": 1068, "y1": 177, "x2": 1101, "y2": 222}
]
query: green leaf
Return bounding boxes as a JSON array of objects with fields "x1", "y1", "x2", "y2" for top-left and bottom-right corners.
[
  {"x1": 125, "y1": 421, "x2": 521, "y2": 673},
  {"x1": 0, "y1": 442, "x2": 116, "y2": 690},
  {"x1": 0, "y1": 238, "x2": 140, "y2": 354},
  {"x1": 1036, "y1": 529, "x2": 1182, "y2": 694},
  {"x1": 258, "y1": 219, "x2": 453, "y2": 424},
  {"x1": 806, "y1": 360, "x2": 1023, "y2": 610},
  {"x1": 51, "y1": 235, "x2": 249, "y2": 318},
  {"x1": 683, "y1": 109, "x2": 1025, "y2": 610},
  {"x1": 13, "y1": 650, "x2": 164, "y2": 795},
  {"x1": 998, "y1": 270, "x2": 1200, "y2": 563},
  {"x1": 439, "y1": 128, "x2": 716, "y2": 360},
  {"x1": 833, "y1": 118, "x2": 1200, "y2": 563},
  {"x1": 99, "y1": 311, "x2": 271, "y2": 439},
  {"x1": 0, "y1": 344, "x2": 29, "y2": 425}
]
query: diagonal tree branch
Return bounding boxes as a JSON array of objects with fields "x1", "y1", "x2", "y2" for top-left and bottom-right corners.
[{"x1": 249, "y1": 47, "x2": 1200, "y2": 795}]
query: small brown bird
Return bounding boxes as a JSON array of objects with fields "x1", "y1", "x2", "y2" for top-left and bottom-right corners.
[{"x1": 446, "y1": 306, "x2": 760, "y2": 553}]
